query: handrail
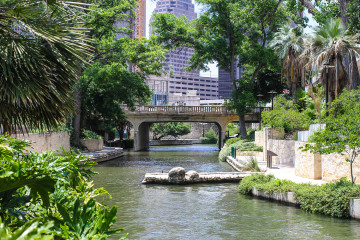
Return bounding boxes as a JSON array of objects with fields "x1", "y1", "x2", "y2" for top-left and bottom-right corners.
[{"x1": 121, "y1": 105, "x2": 270, "y2": 115}]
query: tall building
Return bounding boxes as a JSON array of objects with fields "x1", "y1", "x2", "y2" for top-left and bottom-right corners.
[
  {"x1": 115, "y1": 0, "x2": 146, "y2": 40},
  {"x1": 218, "y1": 63, "x2": 242, "y2": 99},
  {"x1": 148, "y1": 0, "x2": 219, "y2": 101},
  {"x1": 150, "y1": 0, "x2": 198, "y2": 76}
]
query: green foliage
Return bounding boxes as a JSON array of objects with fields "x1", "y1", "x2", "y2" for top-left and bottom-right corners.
[
  {"x1": 242, "y1": 157, "x2": 261, "y2": 172},
  {"x1": 200, "y1": 129, "x2": 218, "y2": 144},
  {"x1": 348, "y1": 0, "x2": 360, "y2": 33},
  {"x1": 227, "y1": 79, "x2": 256, "y2": 116},
  {"x1": 81, "y1": 130, "x2": 102, "y2": 140},
  {"x1": 261, "y1": 95, "x2": 312, "y2": 133},
  {"x1": 122, "y1": 139, "x2": 134, "y2": 149},
  {"x1": 313, "y1": 1, "x2": 341, "y2": 25},
  {"x1": 0, "y1": 135, "x2": 125, "y2": 239},
  {"x1": 0, "y1": 218, "x2": 55, "y2": 240},
  {"x1": 238, "y1": 174, "x2": 360, "y2": 218},
  {"x1": 226, "y1": 123, "x2": 238, "y2": 137},
  {"x1": 151, "y1": 122, "x2": 191, "y2": 140},
  {"x1": 0, "y1": 0, "x2": 92, "y2": 132},
  {"x1": 238, "y1": 173, "x2": 275, "y2": 195},
  {"x1": 224, "y1": 137, "x2": 242, "y2": 145},
  {"x1": 303, "y1": 89, "x2": 360, "y2": 183},
  {"x1": 219, "y1": 139, "x2": 262, "y2": 162}
]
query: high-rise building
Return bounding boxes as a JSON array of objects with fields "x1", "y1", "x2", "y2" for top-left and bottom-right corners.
[
  {"x1": 150, "y1": 0, "x2": 198, "y2": 76},
  {"x1": 148, "y1": 0, "x2": 219, "y2": 101},
  {"x1": 115, "y1": 0, "x2": 146, "y2": 40},
  {"x1": 218, "y1": 63, "x2": 242, "y2": 99}
]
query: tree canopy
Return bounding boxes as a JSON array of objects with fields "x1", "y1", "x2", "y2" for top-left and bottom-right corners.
[{"x1": 0, "y1": 0, "x2": 92, "y2": 132}]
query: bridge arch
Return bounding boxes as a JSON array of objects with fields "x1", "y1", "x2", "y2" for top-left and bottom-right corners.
[{"x1": 123, "y1": 105, "x2": 264, "y2": 151}]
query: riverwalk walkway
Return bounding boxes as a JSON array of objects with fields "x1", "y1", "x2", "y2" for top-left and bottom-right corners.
[
  {"x1": 227, "y1": 156, "x2": 327, "y2": 185},
  {"x1": 81, "y1": 147, "x2": 124, "y2": 163}
]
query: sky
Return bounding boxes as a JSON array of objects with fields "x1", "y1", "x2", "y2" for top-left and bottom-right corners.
[{"x1": 145, "y1": 0, "x2": 317, "y2": 78}]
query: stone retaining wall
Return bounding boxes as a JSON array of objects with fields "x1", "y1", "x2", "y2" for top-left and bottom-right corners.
[
  {"x1": 12, "y1": 131, "x2": 70, "y2": 153},
  {"x1": 268, "y1": 139, "x2": 295, "y2": 165},
  {"x1": 294, "y1": 142, "x2": 322, "y2": 179},
  {"x1": 321, "y1": 153, "x2": 360, "y2": 184},
  {"x1": 80, "y1": 139, "x2": 103, "y2": 152}
]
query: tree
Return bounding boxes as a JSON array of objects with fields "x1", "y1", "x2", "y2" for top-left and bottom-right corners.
[
  {"x1": 269, "y1": 25, "x2": 306, "y2": 102},
  {"x1": 72, "y1": 0, "x2": 137, "y2": 146},
  {"x1": 302, "y1": 18, "x2": 360, "y2": 105},
  {"x1": 151, "y1": 122, "x2": 191, "y2": 140},
  {"x1": 151, "y1": 0, "x2": 290, "y2": 138},
  {"x1": 303, "y1": 89, "x2": 360, "y2": 184},
  {"x1": 0, "y1": 0, "x2": 92, "y2": 132},
  {"x1": 82, "y1": 61, "x2": 153, "y2": 139}
]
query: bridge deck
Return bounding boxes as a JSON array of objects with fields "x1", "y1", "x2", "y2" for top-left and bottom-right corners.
[{"x1": 122, "y1": 105, "x2": 269, "y2": 115}]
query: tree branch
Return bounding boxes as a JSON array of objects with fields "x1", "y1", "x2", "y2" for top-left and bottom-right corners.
[{"x1": 299, "y1": 0, "x2": 316, "y2": 16}]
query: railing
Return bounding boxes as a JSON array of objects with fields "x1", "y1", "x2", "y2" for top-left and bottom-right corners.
[{"x1": 121, "y1": 105, "x2": 270, "y2": 115}]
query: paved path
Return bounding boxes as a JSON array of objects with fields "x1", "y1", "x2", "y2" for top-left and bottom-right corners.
[
  {"x1": 266, "y1": 166, "x2": 327, "y2": 185},
  {"x1": 227, "y1": 156, "x2": 327, "y2": 185},
  {"x1": 81, "y1": 147, "x2": 124, "y2": 163}
]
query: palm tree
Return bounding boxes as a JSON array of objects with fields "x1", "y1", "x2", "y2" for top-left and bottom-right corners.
[
  {"x1": 302, "y1": 18, "x2": 360, "y2": 104},
  {"x1": 0, "y1": 0, "x2": 92, "y2": 133},
  {"x1": 269, "y1": 25, "x2": 305, "y2": 103}
]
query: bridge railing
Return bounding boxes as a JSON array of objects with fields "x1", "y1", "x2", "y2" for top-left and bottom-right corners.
[{"x1": 121, "y1": 105, "x2": 270, "y2": 115}]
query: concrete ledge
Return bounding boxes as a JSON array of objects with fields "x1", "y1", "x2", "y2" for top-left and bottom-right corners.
[
  {"x1": 251, "y1": 188, "x2": 298, "y2": 205},
  {"x1": 251, "y1": 187, "x2": 360, "y2": 219},
  {"x1": 149, "y1": 139, "x2": 201, "y2": 146},
  {"x1": 81, "y1": 147, "x2": 124, "y2": 163},
  {"x1": 80, "y1": 139, "x2": 103, "y2": 152},
  {"x1": 142, "y1": 172, "x2": 253, "y2": 184},
  {"x1": 350, "y1": 199, "x2": 360, "y2": 219}
]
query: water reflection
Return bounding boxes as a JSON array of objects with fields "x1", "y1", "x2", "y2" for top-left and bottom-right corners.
[{"x1": 93, "y1": 145, "x2": 360, "y2": 240}]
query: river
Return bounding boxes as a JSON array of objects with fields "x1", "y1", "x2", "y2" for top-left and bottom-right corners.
[{"x1": 93, "y1": 145, "x2": 360, "y2": 240}]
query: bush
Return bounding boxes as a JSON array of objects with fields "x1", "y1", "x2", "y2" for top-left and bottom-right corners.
[
  {"x1": 219, "y1": 139, "x2": 263, "y2": 162},
  {"x1": 122, "y1": 138, "x2": 134, "y2": 148},
  {"x1": 81, "y1": 129, "x2": 102, "y2": 139},
  {"x1": 261, "y1": 95, "x2": 312, "y2": 133},
  {"x1": 200, "y1": 129, "x2": 217, "y2": 144},
  {"x1": 224, "y1": 137, "x2": 243, "y2": 145},
  {"x1": 242, "y1": 156, "x2": 261, "y2": 172},
  {"x1": 238, "y1": 174, "x2": 360, "y2": 218},
  {"x1": 238, "y1": 173, "x2": 275, "y2": 194}
]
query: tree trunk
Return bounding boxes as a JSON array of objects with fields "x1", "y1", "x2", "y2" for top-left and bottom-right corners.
[
  {"x1": 73, "y1": 87, "x2": 83, "y2": 146},
  {"x1": 298, "y1": 0, "x2": 316, "y2": 15},
  {"x1": 339, "y1": 0, "x2": 350, "y2": 28},
  {"x1": 238, "y1": 115, "x2": 247, "y2": 138},
  {"x1": 292, "y1": 80, "x2": 297, "y2": 104},
  {"x1": 350, "y1": 55, "x2": 359, "y2": 89}
]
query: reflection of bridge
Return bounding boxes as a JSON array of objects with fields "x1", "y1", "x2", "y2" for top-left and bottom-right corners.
[{"x1": 122, "y1": 105, "x2": 268, "y2": 151}]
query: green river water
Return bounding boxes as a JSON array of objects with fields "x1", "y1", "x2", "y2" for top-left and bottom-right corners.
[{"x1": 93, "y1": 145, "x2": 360, "y2": 240}]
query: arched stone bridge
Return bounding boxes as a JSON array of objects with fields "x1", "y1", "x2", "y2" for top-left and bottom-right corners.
[{"x1": 122, "y1": 105, "x2": 268, "y2": 151}]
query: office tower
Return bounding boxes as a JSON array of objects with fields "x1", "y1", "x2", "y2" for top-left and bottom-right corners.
[
  {"x1": 218, "y1": 64, "x2": 242, "y2": 99},
  {"x1": 150, "y1": 0, "x2": 198, "y2": 76},
  {"x1": 115, "y1": 0, "x2": 146, "y2": 40}
]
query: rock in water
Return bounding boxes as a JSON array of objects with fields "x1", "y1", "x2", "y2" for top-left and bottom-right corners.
[
  {"x1": 168, "y1": 167, "x2": 186, "y2": 183},
  {"x1": 186, "y1": 170, "x2": 199, "y2": 181}
]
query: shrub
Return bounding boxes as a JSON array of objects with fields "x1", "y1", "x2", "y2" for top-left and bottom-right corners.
[
  {"x1": 224, "y1": 137, "x2": 243, "y2": 145},
  {"x1": 238, "y1": 174, "x2": 360, "y2": 218},
  {"x1": 200, "y1": 129, "x2": 218, "y2": 144},
  {"x1": 242, "y1": 156, "x2": 260, "y2": 172},
  {"x1": 218, "y1": 139, "x2": 262, "y2": 162},
  {"x1": 238, "y1": 173, "x2": 275, "y2": 194},
  {"x1": 122, "y1": 138, "x2": 134, "y2": 148},
  {"x1": 81, "y1": 129, "x2": 102, "y2": 139},
  {"x1": 261, "y1": 95, "x2": 312, "y2": 133}
]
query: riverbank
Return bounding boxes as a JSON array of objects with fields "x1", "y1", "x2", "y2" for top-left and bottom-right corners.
[
  {"x1": 238, "y1": 173, "x2": 360, "y2": 219},
  {"x1": 81, "y1": 147, "x2": 124, "y2": 163}
]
